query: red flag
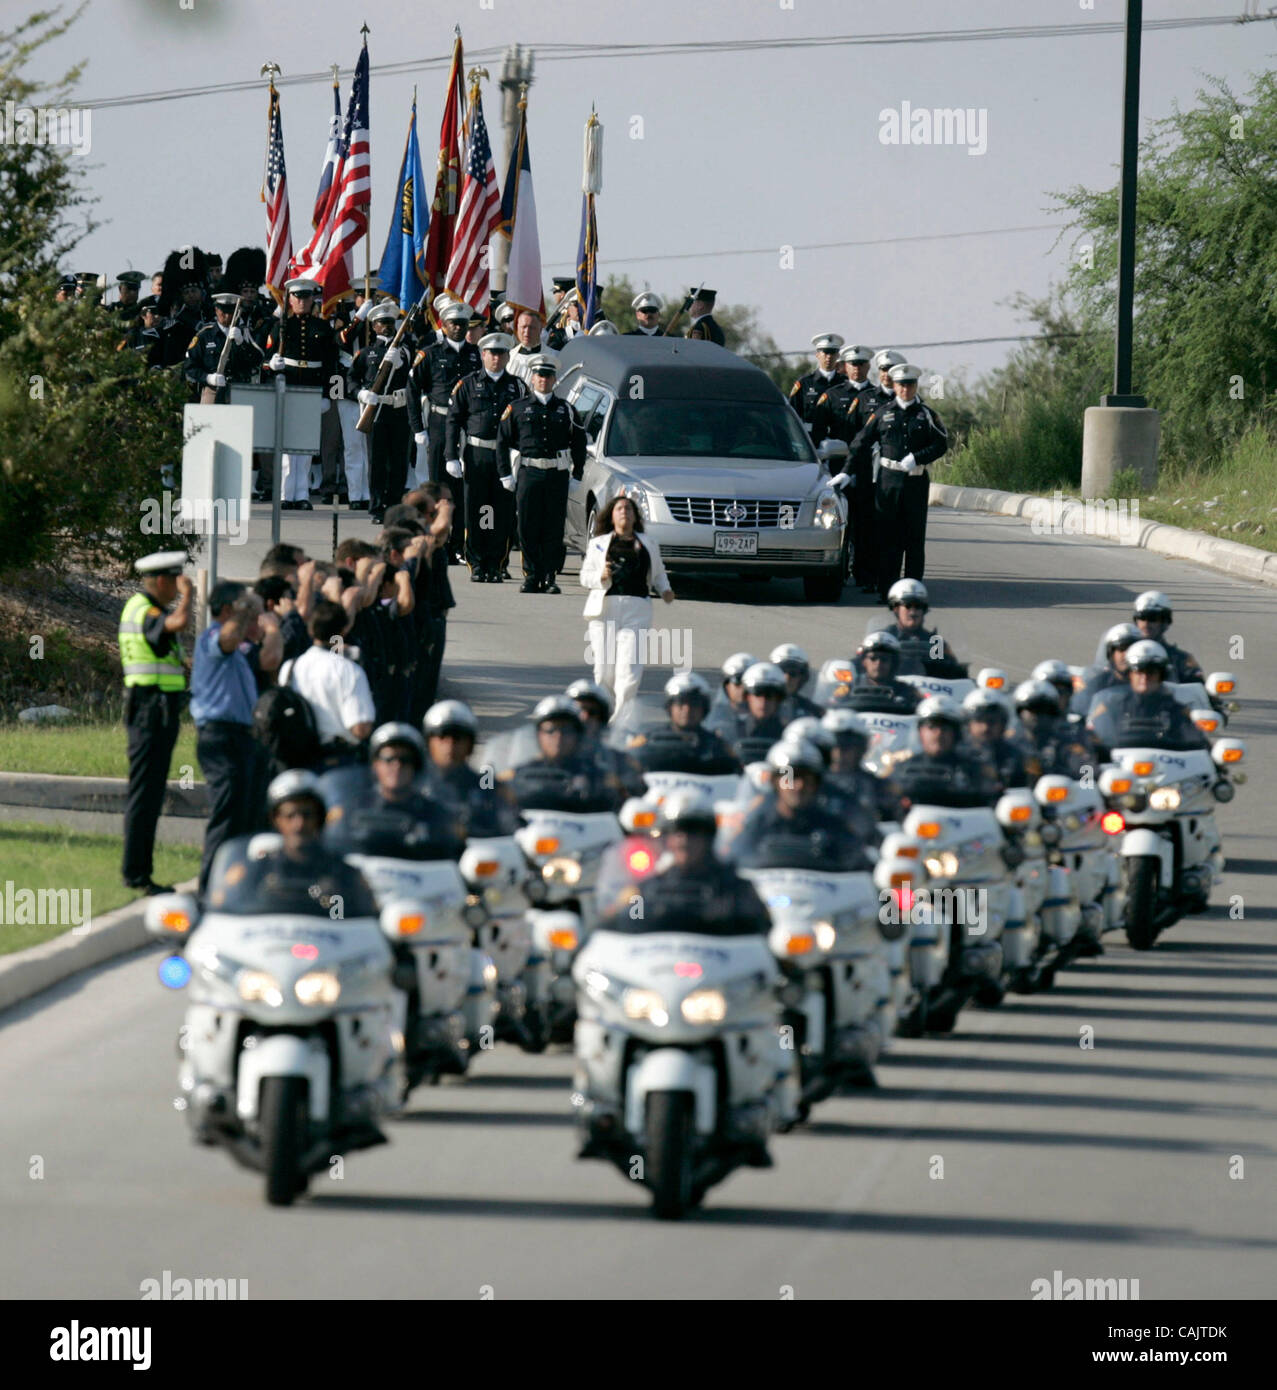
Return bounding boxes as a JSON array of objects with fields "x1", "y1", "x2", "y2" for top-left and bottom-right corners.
[
  {"x1": 444, "y1": 81, "x2": 501, "y2": 312},
  {"x1": 261, "y1": 82, "x2": 293, "y2": 306},
  {"x1": 422, "y1": 33, "x2": 465, "y2": 321}
]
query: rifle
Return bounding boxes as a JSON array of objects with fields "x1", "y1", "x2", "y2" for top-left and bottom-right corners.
[
  {"x1": 200, "y1": 297, "x2": 244, "y2": 404},
  {"x1": 662, "y1": 281, "x2": 703, "y2": 338},
  {"x1": 355, "y1": 288, "x2": 429, "y2": 434}
]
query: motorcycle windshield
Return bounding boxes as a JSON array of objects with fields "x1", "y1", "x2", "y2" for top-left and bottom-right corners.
[{"x1": 204, "y1": 836, "x2": 378, "y2": 919}]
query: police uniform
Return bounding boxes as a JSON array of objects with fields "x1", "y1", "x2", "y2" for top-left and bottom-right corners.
[
  {"x1": 496, "y1": 357, "x2": 586, "y2": 592},
  {"x1": 848, "y1": 364, "x2": 948, "y2": 598},
  {"x1": 352, "y1": 305, "x2": 421, "y2": 522},
  {"x1": 545, "y1": 277, "x2": 578, "y2": 350},
  {"x1": 120, "y1": 314, "x2": 164, "y2": 367},
  {"x1": 411, "y1": 314, "x2": 481, "y2": 489},
  {"x1": 1085, "y1": 686, "x2": 1207, "y2": 761},
  {"x1": 266, "y1": 279, "x2": 338, "y2": 507},
  {"x1": 111, "y1": 271, "x2": 144, "y2": 319},
  {"x1": 160, "y1": 300, "x2": 207, "y2": 369},
  {"x1": 831, "y1": 672, "x2": 921, "y2": 713},
  {"x1": 445, "y1": 337, "x2": 526, "y2": 580},
  {"x1": 183, "y1": 295, "x2": 264, "y2": 402},
  {"x1": 788, "y1": 333, "x2": 845, "y2": 429},
  {"x1": 684, "y1": 289, "x2": 726, "y2": 346},
  {"x1": 119, "y1": 553, "x2": 188, "y2": 892},
  {"x1": 625, "y1": 291, "x2": 665, "y2": 336},
  {"x1": 894, "y1": 746, "x2": 1001, "y2": 810}
]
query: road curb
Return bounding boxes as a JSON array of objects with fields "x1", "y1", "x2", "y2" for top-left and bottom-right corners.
[
  {"x1": 0, "y1": 879, "x2": 196, "y2": 1017},
  {"x1": 929, "y1": 483, "x2": 1277, "y2": 588},
  {"x1": 0, "y1": 772, "x2": 208, "y2": 817}
]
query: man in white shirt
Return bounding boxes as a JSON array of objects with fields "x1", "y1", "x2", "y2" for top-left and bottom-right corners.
[
  {"x1": 508, "y1": 310, "x2": 560, "y2": 383},
  {"x1": 278, "y1": 598, "x2": 375, "y2": 765}
]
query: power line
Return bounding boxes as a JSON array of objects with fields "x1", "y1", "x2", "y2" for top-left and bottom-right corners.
[
  {"x1": 752, "y1": 333, "x2": 1091, "y2": 359},
  {"x1": 544, "y1": 223, "x2": 1062, "y2": 270},
  {"x1": 77, "y1": 14, "x2": 1250, "y2": 111}
]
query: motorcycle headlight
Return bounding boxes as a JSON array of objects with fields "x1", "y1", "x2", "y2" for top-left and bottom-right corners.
[
  {"x1": 813, "y1": 920, "x2": 837, "y2": 952},
  {"x1": 1149, "y1": 786, "x2": 1181, "y2": 811},
  {"x1": 542, "y1": 856, "x2": 582, "y2": 886},
  {"x1": 814, "y1": 489, "x2": 842, "y2": 530},
  {"x1": 463, "y1": 894, "x2": 489, "y2": 928},
  {"x1": 924, "y1": 850, "x2": 960, "y2": 878},
  {"x1": 238, "y1": 970, "x2": 283, "y2": 1007},
  {"x1": 623, "y1": 987, "x2": 668, "y2": 1025},
  {"x1": 294, "y1": 970, "x2": 341, "y2": 1006},
  {"x1": 681, "y1": 989, "x2": 727, "y2": 1024}
]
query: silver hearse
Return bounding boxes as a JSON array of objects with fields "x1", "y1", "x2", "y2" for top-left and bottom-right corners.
[{"x1": 555, "y1": 337, "x2": 850, "y2": 601}]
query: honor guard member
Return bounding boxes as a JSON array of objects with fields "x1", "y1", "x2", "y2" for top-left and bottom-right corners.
[
  {"x1": 122, "y1": 303, "x2": 164, "y2": 366},
  {"x1": 496, "y1": 355, "x2": 586, "y2": 593},
  {"x1": 869, "y1": 349, "x2": 905, "y2": 407},
  {"x1": 225, "y1": 247, "x2": 271, "y2": 347},
  {"x1": 627, "y1": 290, "x2": 664, "y2": 336},
  {"x1": 266, "y1": 277, "x2": 338, "y2": 510},
  {"x1": 788, "y1": 333, "x2": 845, "y2": 430},
  {"x1": 810, "y1": 343, "x2": 875, "y2": 446},
  {"x1": 445, "y1": 331, "x2": 526, "y2": 582},
  {"x1": 844, "y1": 362, "x2": 948, "y2": 599},
  {"x1": 136, "y1": 270, "x2": 164, "y2": 315},
  {"x1": 119, "y1": 552, "x2": 192, "y2": 894},
  {"x1": 352, "y1": 302, "x2": 421, "y2": 525},
  {"x1": 508, "y1": 308, "x2": 559, "y2": 383},
  {"x1": 1131, "y1": 591, "x2": 1204, "y2": 685},
  {"x1": 184, "y1": 293, "x2": 264, "y2": 403},
  {"x1": 411, "y1": 302, "x2": 481, "y2": 492},
  {"x1": 545, "y1": 276, "x2": 579, "y2": 349},
  {"x1": 206, "y1": 252, "x2": 225, "y2": 293},
  {"x1": 684, "y1": 288, "x2": 726, "y2": 346},
  {"x1": 112, "y1": 270, "x2": 144, "y2": 318}
]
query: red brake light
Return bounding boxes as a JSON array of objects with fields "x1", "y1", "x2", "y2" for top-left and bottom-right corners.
[
  {"x1": 673, "y1": 962, "x2": 702, "y2": 978},
  {"x1": 893, "y1": 885, "x2": 914, "y2": 914},
  {"x1": 1101, "y1": 811, "x2": 1125, "y2": 836},
  {"x1": 627, "y1": 847, "x2": 654, "y2": 874},
  {"x1": 291, "y1": 943, "x2": 319, "y2": 960}
]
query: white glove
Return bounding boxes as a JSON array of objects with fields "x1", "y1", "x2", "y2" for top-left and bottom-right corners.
[
  {"x1": 269, "y1": 354, "x2": 286, "y2": 372},
  {"x1": 383, "y1": 345, "x2": 405, "y2": 369},
  {"x1": 899, "y1": 451, "x2": 917, "y2": 470},
  {"x1": 830, "y1": 472, "x2": 853, "y2": 491},
  {"x1": 357, "y1": 389, "x2": 375, "y2": 407},
  {"x1": 500, "y1": 475, "x2": 515, "y2": 492},
  {"x1": 446, "y1": 459, "x2": 463, "y2": 479},
  {"x1": 354, "y1": 300, "x2": 373, "y2": 322},
  {"x1": 414, "y1": 431, "x2": 428, "y2": 447},
  {"x1": 228, "y1": 327, "x2": 244, "y2": 344},
  {"x1": 205, "y1": 372, "x2": 226, "y2": 388}
]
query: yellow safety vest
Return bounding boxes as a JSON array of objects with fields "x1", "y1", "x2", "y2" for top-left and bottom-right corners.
[{"x1": 119, "y1": 591, "x2": 185, "y2": 690}]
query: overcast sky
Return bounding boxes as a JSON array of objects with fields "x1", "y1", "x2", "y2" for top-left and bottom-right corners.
[{"x1": 32, "y1": 0, "x2": 1275, "y2": 384}]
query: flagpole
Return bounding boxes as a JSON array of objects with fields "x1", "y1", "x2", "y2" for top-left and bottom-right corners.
[{"x1": 361, "y1": 22, "x2": 371, "y2": 341}]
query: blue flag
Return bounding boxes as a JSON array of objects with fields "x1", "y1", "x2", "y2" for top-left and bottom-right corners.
[
  {"x1": 378, "y1": 100, "x2": 430, "y2": 308},
  {"x1": 575, "y1": 192, "x2": 599, "y2": 329}
]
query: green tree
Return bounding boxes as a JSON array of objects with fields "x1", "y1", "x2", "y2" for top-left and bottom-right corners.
[{"x1": 0, "y1": 7, "x2": 188, "y2": 576}]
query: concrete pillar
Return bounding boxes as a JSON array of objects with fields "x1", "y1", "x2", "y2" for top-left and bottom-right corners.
[{"x1": 1081, "y1": 406, "x2": 1159, "y2": 497}]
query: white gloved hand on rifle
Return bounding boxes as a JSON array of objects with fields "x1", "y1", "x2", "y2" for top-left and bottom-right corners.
[
  {"x1": 205, "y1": 373, "x2": 226, "y2": 388},
  {"x1": 353, "y1": 300, "x2": 373, "y2": 322},
  {"x1": 357, "y1": 389, "x2": 376, "y2": 407},
  {"x1": 269, "y1": 354, "x2": 286, "y2": 372},
  {"x1": 383, "y1": 345, "x2": 405, "y2": 370}
]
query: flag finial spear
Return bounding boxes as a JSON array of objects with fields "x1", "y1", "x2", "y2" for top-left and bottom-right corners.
[
  {"x1": 260, "y1": 61, "x2": 281, "y2": 90},
  {"x1": 329, "y1": 63, "x2": 340, "y2": 85},
  {"x1": 361, "y1": 22, "x2": 370, "y2": 40}
]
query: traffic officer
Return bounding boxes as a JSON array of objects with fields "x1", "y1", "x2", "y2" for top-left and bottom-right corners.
[
  {"x1": 769, "y1": 643, "x2": 823, "y2": 720},
  {"x1": 869, "y1": 349, "x2": 906, "y2": 407},
  {"x1": 623, "y1": 672, "x2": 740, "y2": 774},
  {"x1": 788, "y1": 333, "x2": 844, "y2": 430},
  {"x1": 112, "y1": 270, "x2": 144, "y2": 318},
  {"x1": 963, "y1": 687, "x2": 1039, "y2": 789},
  {"x1": 843, "y1": 363, "x2": 948, "y2": 599},
  {"x1": 627, "y1": 290, "x2": 664, "y2": 336},
  {"x1": 732, "y1": 661, "x2": 791, "y2": 764},
  {"x1": 352, "y1": 302, "x2": 420, "y2": 525},
  {"x1": 880, "y1": 578, "x2": 964, "y2": 676},
  {"x1": 496, "y1": 355, "x2": 586, "y2": 593},
  {"x1": 445, "y1": 331, "x2": 526, "y2": 582},
  {"x1": 893, "y1": 697, "x2": 1002, "y2": 810},
  {"x1": 411, "y1": 302, "x2": 481, "y2": 497},
  {"x1": 684, "y1": 288, "x2": 726, "y2": 346},
  {"x1": 1131, "y1": 591, "x2": 1204, "y2": 685},
  {"x1": 119, "y1": 552, "x2": 192, "y2": 894},
  {"x1": 832, "y1": 631, "x2": 921, "y2": 712},
  {"x1": 184, "y1": 292, "x2": 264, "y2": 402},
  {"x1": 266, "y1": 277, "x2": 338, "y2": 511},
  {"x1": 1070, "y1": 622, "x2": 1140, "y2": 717},
  {"x1": 1085, "y1": 641, "x2": 1208, "y2": 762},
  {"x1": 1013, "y1": 679, "x2": 1095, "y2": 779}
]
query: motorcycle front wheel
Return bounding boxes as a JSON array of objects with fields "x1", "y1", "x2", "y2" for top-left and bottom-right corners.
[
  {"x1": 1123, "y1": 856, "x2": 1161, "y2": 951},
  {"x1": 646, "y1": 1090, "x2": 695, "y2": 1220},
  {"x1": 261, "y1": 1075, "x2": 309, "y2": 1207}
]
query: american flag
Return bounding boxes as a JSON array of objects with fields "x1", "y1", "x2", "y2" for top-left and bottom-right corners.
[
  {"x1": 444, "y1": 84, "x2": 500, "y2": 312},
  {"x1": 262, "y1": 85, "x2": 293, "y2": 306},
  {"x1": 307, "y1": 43, "x2": 371, "y2": 310},
  {"x1": 311, "y1": 78, "x2": 342, "y2": 229}
]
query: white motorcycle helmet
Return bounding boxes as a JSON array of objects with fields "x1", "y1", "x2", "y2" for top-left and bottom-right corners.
[
  {"x1": 1125, "y1": 639, "x2": 1170, "y2": 673},
  {"x1": 424, "y1": 699, "x2": 479, "y2": 739},
  {"x1": 1133, "y1": 590, "x2": 1173, "y2": 624},
  {"x1": 369, "y1": 722, "x2": 426, "y2": 767},
  {"x1": 741, "y1": 661, "x2": 788, "y2": 696},
  {"x1": 1014, "y1": 678, "x2": 1063, "y2": 715},
  {"x1": 962, "y1": 687, "x2": 1013, "y2": 724},
  {"x1": 822, "y1": 708, "x2": 871, "y2": 740},
  {"x1": 266, "y1": 769, "x2": 326, "y2": 816},
  {"x1": 664, "y1": 671, "x2": 713, "y2": 707},
  {"x1": 769, "y1": 643, "x2": 812, "y2": 682},
  {"x1": 887, "y1": 578, "x2": 929, "y2": 610},
  {"x1": 767, "y1": 738, "x2": 826, "y2": 779},
  {"x1": 721, "y1": 651, "x2": 758, "y2": 684},
  {"x1": 566, "y1": 679, "x2": 614, "y2": 721},
  {"x1": 916, "y1": 695, "x2": 964, "y2": 728},
  {"x1": 783, "y1": 716, "x2": 834, "y2": 755},
  {"x1": 660, "y1": 789, "x2": 718, "y2": 835}
]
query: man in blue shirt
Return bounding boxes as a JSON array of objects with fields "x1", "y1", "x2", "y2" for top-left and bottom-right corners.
[{"x1": 190, "y1": 581, "x2": 265, "y2": 894}]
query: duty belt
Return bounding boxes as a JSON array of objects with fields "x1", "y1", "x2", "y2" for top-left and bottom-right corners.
[
  {"x1": 879, "y1": 457, "x2": 924, "y2": 473},
  {"x1": 520, "y1": 457, "x2": 569, "y2": 470},
  {"x1": 429, "y1": 403, "x2": 449, "y2": 416},
  {"x1": 466, "y1": 435, "x2": 497, "y2": 450},
  {"x1": 280, "y1": 356, "x2": 317, "y2": 369},
  {"x1": 372, "y1": 389, "x2": 408, "y2": 407}
]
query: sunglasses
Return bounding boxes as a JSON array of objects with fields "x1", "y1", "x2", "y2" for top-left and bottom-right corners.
[
  {"x1": 637, "y1": 306, "x2": 658, "y2": 313},
  {"x1": 375, "y1": 752, "x2": 416, "y2": 766}
]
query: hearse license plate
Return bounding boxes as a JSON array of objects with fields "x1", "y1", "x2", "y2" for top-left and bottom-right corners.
[{"x1": 714, "y1": 532, "x2": 759, "y2": 556}]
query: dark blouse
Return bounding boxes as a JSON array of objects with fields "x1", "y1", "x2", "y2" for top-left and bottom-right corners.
[{"x1": 605, "y1": 534, "x2": 651, "y2": 597}]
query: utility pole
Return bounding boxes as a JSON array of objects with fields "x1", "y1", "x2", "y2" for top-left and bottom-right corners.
[{"x1": 491, "y1": 44, "x2": 534, "y2": 294}]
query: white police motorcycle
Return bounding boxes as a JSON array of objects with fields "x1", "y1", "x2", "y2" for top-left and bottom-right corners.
[{"x1": 145, "y1": 836, "x2": 403, "y2": 1206}]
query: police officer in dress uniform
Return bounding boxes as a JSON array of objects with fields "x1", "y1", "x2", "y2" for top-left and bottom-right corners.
[
  {"x1": 508, "y1": 309, "x2": 560, "y2": 384},
  {"x1": 183, "y1": 292, "x2": 264, "y2": 403},
  {"x1": 811, "y1": 343, "x2": 880, "y2": 589},
  {"x1": 121, "y1": 303, "x2": 165, "y2": 366},
  {"x1": 842, "y1": 363, "x2": 948, "y2": 600},
  {"x1": 788, "y1": 333, "x2": 845, "y2": 430},
  {"x1": 626, "y1": 291, "x2": 664, "y2": 336},
  {"x1": 411, "y1": 302, "x2": 481, "y2": 493},
  {"x1": 545, "y1": 277, "x2": 579, "y2": 350},
  {"x1": 119, "y1": 552, "x2": 192, "y2": 894},
  {"x1": 445, "y1": 332, "x2": 526, "y2": 582},
  {"x1": 353, "y1": 302, "x2": 421, "y2": 525},
  {"x1": 266, "y1": 277, "x2": 338, "y2": 511},
  {"x1": 496, "y1": 355, "x2": 586, "y2": 593},
  {"x1": 869, "y1": 349, "x2": 906, "y2": 408},
  {"x1": 112, "y1": 270, "x2": 144, "y2": 319},
  {"x1": 684, "y1": 289, "x2": 726, "y2": 346}
]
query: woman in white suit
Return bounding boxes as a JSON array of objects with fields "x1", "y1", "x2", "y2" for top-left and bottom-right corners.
[{"x1": 580, "y1": 495, "x2": 674, "y2": 721}]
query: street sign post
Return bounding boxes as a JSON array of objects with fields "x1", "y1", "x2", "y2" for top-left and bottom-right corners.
[
  {"x1": 180, "y1": 404, "x2": 255, "y2": 590},
  {"x1": 227, "y1": 381, "x2": 323, "y2": 543}
]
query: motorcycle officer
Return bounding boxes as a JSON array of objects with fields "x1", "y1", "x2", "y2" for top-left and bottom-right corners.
[
  {"x1": 822, "y1": 708, "x2": 901, "y2": 832},
  {"x1": 878, "y1": 579, "x2": 965, "y2": 678},
  {"x1": 892, "y1": 697, "x2": 1002, "y2": 810},
  {"x1": 962, "y1": 687, "x2": 1040, "y2": 789},
  {"x1": 731, "y1": 662, "x2": 792, "y2": 764},
  {"x1": 421, "y1": 700, "x2": 518, "y2": 837},
  {"x1": 565, "y1": 678, "x2": 647, "y2": 796},
  {"x1": 831, "y1": 632, "x2": 921, "y2": 713},
  {"x1": 324, "y1": 723, "x2": 467, "y2": 861},
  {"x1": 1031, "y1": 659, "x2": 1081, "y2": 722},
  {"x1": 507, "y1": 695, "x2": 627, "y2": 812},
  {"x1": 1085, "y1": 641, "x2": 1209, "y2": 762},
  {"x1": 1071, "y1": 622, "x2": 1141, "y2": 718},
  {"x1": 783, "y1": 718, "x2": 878, "y2": 844},
  {"x1": 1012, "y1": 680, "x2": 1096, "y2": 779},
  {"x1": 705, "y1": 651, "x2": 757, "y2": 741},
  {"x1": 769, "y1": 643, "x2": 824, "y2": 720},
  {"x1": 1131, "y1": 591, "x2": 1204, "y2": 685},
  {"x1": 625, "y1": 672, "x2": 741, "y2": 774}
]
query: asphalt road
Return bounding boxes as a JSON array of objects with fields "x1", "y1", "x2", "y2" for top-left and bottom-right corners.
[{"x1": 2, "y1": 504, "x2": 1274, "y2": 1299}]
